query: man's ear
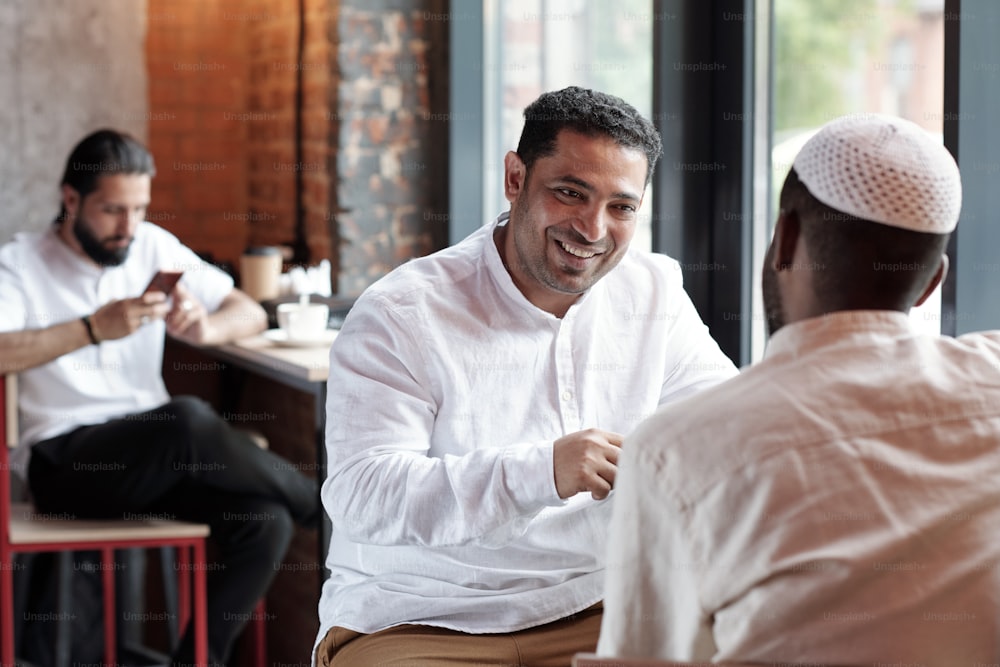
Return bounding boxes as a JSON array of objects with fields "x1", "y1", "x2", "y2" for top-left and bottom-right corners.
[
  {"x1": 503, "y1": 151, "x2": 526, "y2": 203},
  {"x1": 61, "y1": 184, "x2": 81, "y2": 222},
  {"x1": 771, "y1": 209, "x2": 801, "y2": 271},
  {"x1": 914, "y1": 254, "x2": 949, "y2": 307}
]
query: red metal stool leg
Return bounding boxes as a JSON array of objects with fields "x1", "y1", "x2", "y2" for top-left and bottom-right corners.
[
  {"x1": 101, "y1": 546, "x2": 117, "y2": 667},
  {"x1": 192, "y1": 540, "x2": 208, "y2": 667},
  {"x1": 177, "y1": 545, "x2": 191, "y2": 632},
  {"x1": 253, "y1": 598, "x2": 268, "y2": 667},
  {"x1": 1, "y1": 552, "x2": 15, "y2": 667}
]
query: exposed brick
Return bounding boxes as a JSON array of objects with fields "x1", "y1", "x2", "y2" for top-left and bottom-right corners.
[
  {"x1": 303, "y1": 175, "x2": 329, "y2": 209},
  {"x1": 149, "y1": 0, "x2": 445, "y2": 294},
  {"x1": 146, "y1": 0, "x2": 249, "y2": 267},
  {"x1": 150, "y1": 80, "x2": 180, "y2": 108}
]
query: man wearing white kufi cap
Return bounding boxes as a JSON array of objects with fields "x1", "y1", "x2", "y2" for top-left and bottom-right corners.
[{"x1": 596, "y1": 114, "x2": 1000, "y2": 666}]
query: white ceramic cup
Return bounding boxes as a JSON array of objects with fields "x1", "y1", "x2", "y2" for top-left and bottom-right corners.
[{"x1": 276, "y1": 303, "x2": 329, "y2": 341}]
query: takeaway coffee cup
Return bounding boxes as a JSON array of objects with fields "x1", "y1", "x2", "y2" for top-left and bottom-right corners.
[
  {"x1": 240, "y1": 246, "x2": 282, "y2": 302},
  {"x1": 277, "y1": 299, "x2": 330, "y2": 341}
]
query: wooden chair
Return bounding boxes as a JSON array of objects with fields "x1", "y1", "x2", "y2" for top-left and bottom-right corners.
[{"x1": 0, "y1": 374, "x2": 210, "y2": 666}]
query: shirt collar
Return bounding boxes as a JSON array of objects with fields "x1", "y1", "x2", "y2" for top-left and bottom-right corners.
[{"x1": 764, "y1": 310, "x2": 916, "y2": 361}]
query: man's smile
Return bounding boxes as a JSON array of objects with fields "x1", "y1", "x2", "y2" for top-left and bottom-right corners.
[{"x1": 556, "y1": 239, "x2": 602, "y2": 259}]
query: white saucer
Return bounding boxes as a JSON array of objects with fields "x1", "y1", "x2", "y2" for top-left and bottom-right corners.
[{"x1": 262, "y1": 328, "x2": 339, "y2": 348}]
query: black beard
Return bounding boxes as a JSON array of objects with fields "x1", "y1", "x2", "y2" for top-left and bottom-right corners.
[{"x1": 72, "y1": 216, "x2": 131, "y2": 267}]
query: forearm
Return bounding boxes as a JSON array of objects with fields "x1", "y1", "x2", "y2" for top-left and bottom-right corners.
[
  {"x1": 325, "y1": 294, "x2": 565, "y2": 547},
  {"x1": 0, "y1": 320, "x2": 92, "y2": 374},
  {"x1": 324, "y1": 440, "x2": 562, "y2": 548},
  {"x1": 201, "y1": 290, "x2": 267, "y2": 344}
]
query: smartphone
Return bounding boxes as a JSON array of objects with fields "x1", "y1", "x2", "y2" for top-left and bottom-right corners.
[{"x1": 143, "y1": 270, "x2": 184, "y2": 295}]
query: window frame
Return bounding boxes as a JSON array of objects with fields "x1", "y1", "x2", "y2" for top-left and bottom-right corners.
[{"x1": 449, "y1": 0, "x2": 996, "y2": 358}]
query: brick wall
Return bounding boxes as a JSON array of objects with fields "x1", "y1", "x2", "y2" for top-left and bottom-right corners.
[
  {"x1": 145, "y1": 0, "x2": 250, "y2": 269},
  {"x1": 245, "y1": 0, "x2": 333, "y2": 265},
  {"x1": 301, "y1": 0, "x2": 336, "y2": 265},
  {"x1": 147, "y1": 0, "x2": 448, "y2": 293},
  {"x1": 148, "y1": 0, "x2": 336, "y2": 281},
  {"x1": 145, "y1": 0, "x2": 450, "y2": 664},
  {"x1": 335, "y1": 0, "x2": 450, "y2": 295}
]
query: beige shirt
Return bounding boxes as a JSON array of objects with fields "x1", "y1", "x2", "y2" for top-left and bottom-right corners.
[{"x1": 598, "y1": 311, "x2": 1000, "y2": 666}]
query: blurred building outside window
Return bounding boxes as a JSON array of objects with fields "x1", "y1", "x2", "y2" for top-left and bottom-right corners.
[
  {"x1": 482, "y1": 0, "x2": 654, "y2": 249},
  {"x1": 764, "y1": 0, "x2": 946, "y2": 361}
]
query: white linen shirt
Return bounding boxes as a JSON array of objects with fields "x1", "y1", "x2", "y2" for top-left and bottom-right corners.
[
  {"x1": 598, "y1": 310, "x2": 1000, "y2": 666},
  {"x1": 317, "y1": 213, "x2": 738, "y2": 640},
  {"x1": 0, "y1": 222, "x2": 234, "y2": 472}
]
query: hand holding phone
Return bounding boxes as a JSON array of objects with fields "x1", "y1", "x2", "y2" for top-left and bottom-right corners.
[{"x1": 143, "y1": 270, "x2": 184, "y2": 296}]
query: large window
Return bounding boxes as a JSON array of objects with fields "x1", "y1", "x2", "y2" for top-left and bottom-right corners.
[
  {"x1": 769, "y1": 0, "x2": 946, "y2": 348},
  {"x1": 481, "y1": 0, "x2": 654, "y2": 248},
  {"x1": 453, "y1": 1, "x2": 978, "y2": 363}
]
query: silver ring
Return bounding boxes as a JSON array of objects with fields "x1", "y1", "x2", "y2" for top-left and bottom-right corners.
[
  {"x1": 140, "y1": 315, "x2": 151, "y2": 325},
  {"x1": 181, "y1": 300, "x2": 194, "y2": 312}
]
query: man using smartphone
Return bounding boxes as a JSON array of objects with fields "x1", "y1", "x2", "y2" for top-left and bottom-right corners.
[{"x1": 0, "y1": 129, "x2": 319, "y2": 666}]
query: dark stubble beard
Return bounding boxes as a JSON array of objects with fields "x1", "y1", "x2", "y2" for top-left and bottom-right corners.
[
  {"x1": 509, "y1": 181, "x2": 620, "y2": 297},
  {"x1": 72, "y1": 215, "x2": 131, "y2": 267}
]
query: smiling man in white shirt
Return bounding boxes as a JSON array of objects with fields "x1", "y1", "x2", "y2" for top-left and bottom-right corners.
[
  {"x1": 597, "y1": 114, "x2": 1000, "y2": 666},
  {"x1": 314, "y1": 87, "x2": 738, "y2": 666}
]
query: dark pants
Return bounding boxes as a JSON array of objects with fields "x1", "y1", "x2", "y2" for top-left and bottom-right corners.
[{"x1": 27, "y1": 395, "x2": 319, "y2": 666}]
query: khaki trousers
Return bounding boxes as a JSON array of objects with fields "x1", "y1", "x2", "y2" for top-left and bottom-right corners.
[{"x1": 316, "y1": 603, "x2": 603, "y2": 667}]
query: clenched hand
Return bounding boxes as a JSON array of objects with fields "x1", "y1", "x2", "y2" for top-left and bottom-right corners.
[{"x1": 553, "y1": 428, "x2": 623, "y2": 500}]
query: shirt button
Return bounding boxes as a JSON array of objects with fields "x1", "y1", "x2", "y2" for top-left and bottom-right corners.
[{"x1": 561, "y1": 390, "x2": 573, "y2": 402}]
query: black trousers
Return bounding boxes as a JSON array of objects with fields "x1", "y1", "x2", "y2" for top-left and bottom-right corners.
[{"x1": 27, "y1": 395, "x2": 319, "y2": 666}]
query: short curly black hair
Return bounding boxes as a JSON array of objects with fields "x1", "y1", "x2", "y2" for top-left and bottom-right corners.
[
  {"x1": 516, "y1": 86, "x2": 662, "y2": 186},
  {"x1": 780, "y1": 167, "x2": 949, "y2": 309}
]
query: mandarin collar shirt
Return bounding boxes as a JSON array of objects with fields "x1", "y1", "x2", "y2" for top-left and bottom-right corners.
[
  {"x1": 599, "y1": 310, "x2": 1000, "y2": 665},
  {"x1": 317, "y1": 213, "x2": 738, "y2": 639},
  {"x1": 0, "y1": 223, "x2": 234, "y2": 473}
]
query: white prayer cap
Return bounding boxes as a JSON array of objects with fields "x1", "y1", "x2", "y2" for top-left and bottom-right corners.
[{"x1": 792, "y1": 113, "x2": 962, "y2": 234}]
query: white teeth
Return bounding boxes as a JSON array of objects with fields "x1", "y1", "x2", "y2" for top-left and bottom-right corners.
[{"x1": 558, "y1": 241, "x2": 597, "y2": 259}]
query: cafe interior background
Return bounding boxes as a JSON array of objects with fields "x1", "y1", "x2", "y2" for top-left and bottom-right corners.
[{"x1": 1, "y1": 0, "x2": 998, "y2": 665}]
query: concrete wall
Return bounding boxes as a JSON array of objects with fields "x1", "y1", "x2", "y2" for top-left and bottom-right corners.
[{"x1": 0, "y1": 0, "x2": 148, "y2": 244}]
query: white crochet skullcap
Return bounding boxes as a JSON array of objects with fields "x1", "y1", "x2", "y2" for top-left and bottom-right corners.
[{"x1": 793, "y1": 113, "x2": 962, "y2": 233}]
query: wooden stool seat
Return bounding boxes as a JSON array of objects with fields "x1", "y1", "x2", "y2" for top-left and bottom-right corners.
[
  {"x1": 9, "y1": 502, "x2": 210, "y2": 544},
  {"x1": 1, "y1": 375, "x2": 211, "y2": 666}
]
